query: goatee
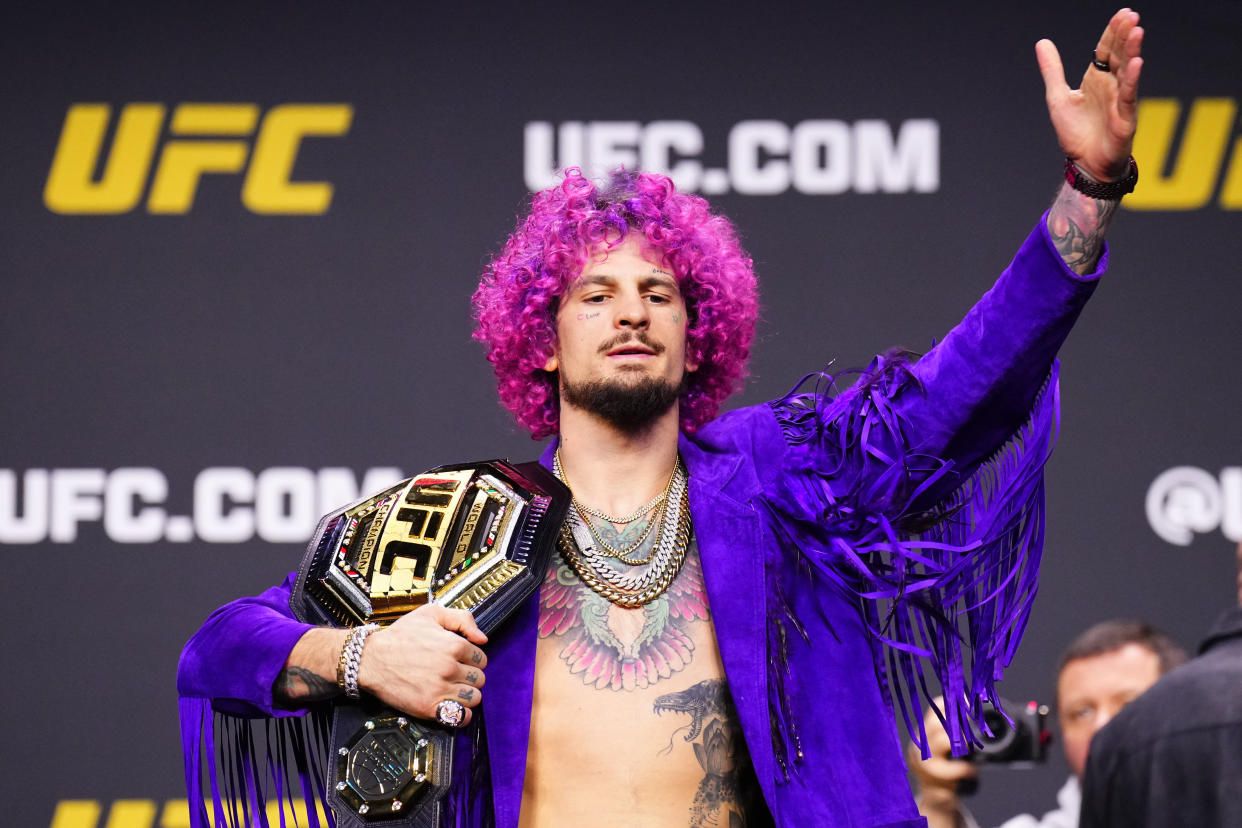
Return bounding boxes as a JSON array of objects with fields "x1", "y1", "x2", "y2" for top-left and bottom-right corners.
[{"x1": 560, "y1": 374, "x2": 682, "y2": 433}]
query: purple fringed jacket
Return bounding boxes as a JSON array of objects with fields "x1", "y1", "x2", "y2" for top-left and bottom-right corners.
[{"x1": 179, "y1": 215, "x2": 1102, "y2": 828}]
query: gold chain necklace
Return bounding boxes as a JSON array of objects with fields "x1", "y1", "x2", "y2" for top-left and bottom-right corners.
[
  {"x1": 575, "y1": 499, "x2": 663, "y2": 564},
  {"x1": 574, "y1": 487, "x2": 668, "y2": 524},
  {"x1": 573, "y1": 486, "x2": 670, "y2": 523},
  {"x1": 553, "y1": 451, "x2": 692, "y2": 607},
  {"x1": 555, "y1": 447, "x2": 673, "y2": 561},
  {"x1": 555, "y1": 447, "x2": 676, "y2": 524}
]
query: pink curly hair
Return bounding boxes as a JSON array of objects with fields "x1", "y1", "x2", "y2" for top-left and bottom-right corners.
[{"x1": 472, "y1": 168, "x2": 759, "y2": 439}]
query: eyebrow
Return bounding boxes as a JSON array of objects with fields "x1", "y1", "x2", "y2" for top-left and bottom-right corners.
[
  {"x1": 640, "y1": 274, "x2": 678, "y2": 291},
  {"x1": 575, "y1": 274, "x2": 680, "y2": 292}
]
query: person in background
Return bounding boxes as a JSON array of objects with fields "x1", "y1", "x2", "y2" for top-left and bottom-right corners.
[
  {"x1": 1079, "y1": 543, "x2": 1242, "y2": 827},
  {"x1": 911, "y1": 619, "x2": 1188, "y2": 828}
]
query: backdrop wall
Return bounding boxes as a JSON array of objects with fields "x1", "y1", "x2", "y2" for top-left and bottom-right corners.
[{"x1": 3, "y1": 2, "x2": 1239, "y2": 826}]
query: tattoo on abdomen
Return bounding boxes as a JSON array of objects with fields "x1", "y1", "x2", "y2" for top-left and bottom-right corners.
[
  {"x1": 655, "y1": 679, "x2": 762, "y2": 828},
  {"x1": 538, "y1": 535, "x2": 709, "y2": 692}
]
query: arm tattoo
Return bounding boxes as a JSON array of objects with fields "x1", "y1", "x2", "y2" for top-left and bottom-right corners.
[
  {"x1": 273, "y1": 665, "x2": 338, "y2": 706},
  {"x1": 1048, "y1": 182, "x2": 1121, "y2": 275}
]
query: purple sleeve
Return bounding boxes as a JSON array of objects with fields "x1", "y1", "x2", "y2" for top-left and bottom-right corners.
[
  {"x1": 762, "y1": 213, "x2": 1104, "y2": 765},
  {"x1": 176, "y1": 570, "x2": 316, "y2": 718},
  {"x1": 904, "y1": 211, "x2": 1102, "y2": 477},
  {"x1": 178, "y1": 572, "x2": 327, "y2": 828}
]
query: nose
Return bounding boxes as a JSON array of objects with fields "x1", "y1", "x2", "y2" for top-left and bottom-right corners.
[{"x1": 615, "y1": 291, "x2": 650, "y2": 330}]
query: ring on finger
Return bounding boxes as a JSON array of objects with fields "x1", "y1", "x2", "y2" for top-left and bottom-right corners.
[
  {"x1": 1091, "y1": 49, "x2": 1111, "y2": 72},
  {"x1": 435, "y1": 698, "x2": 467, "y2": 728}
]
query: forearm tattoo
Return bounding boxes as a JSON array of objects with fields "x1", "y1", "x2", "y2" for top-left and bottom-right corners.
[
  {"x1": 273, "y1": 665, "x2": 338, "y2": 706},
  {"x1": 1048, "y1": 182, "x2": 1121, "y2": 275}
]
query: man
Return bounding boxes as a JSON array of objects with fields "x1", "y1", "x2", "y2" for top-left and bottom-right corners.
[
  {"x1": 178, "y1": 10, "x2": 1146, "y2": 827},
  {"x1": 910, "y1": 620, "x2": 1188, "y2": 828},
  {"x1": 1079, "y1": 543, "x2": 1242, "y2": 827}
]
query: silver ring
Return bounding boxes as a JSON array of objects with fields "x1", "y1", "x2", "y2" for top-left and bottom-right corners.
[{"x1": 435, "y1": 699, "x2": 466, "y2": 728}]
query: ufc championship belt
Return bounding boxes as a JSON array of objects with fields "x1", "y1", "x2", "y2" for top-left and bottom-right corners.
[{"x1": 291, "y1": 459, "x2": 569, "y2": 828}]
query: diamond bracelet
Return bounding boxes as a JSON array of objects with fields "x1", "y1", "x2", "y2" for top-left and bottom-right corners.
[{"x1": 337, "y1": 622, "x2": 380, "y2": 699}]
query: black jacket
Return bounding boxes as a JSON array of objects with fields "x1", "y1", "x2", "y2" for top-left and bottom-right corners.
[{"x1": 1080, "y1": 605, "x2": 1242, "y2": 828}]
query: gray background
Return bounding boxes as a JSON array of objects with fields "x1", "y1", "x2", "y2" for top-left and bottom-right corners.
[{"x1": 2, "y1": 2, "x2": 1239, "y2": 825}]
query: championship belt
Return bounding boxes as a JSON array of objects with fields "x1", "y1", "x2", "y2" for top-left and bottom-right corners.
[{"x1": 290, "y1": 459, "x2": 569, "y2": 827}]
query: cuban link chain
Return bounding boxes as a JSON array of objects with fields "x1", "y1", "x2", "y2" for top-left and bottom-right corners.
[{"x1": 554, "y1": 456, "x2": 693, "y2": 607}]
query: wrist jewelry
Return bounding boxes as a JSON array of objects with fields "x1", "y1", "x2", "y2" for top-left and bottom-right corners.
[
  {"x1": 337, "y1": 622, "x2": 380, "y2": 699},
  {"x1": 1064, "y1": 155, "x2": 1138, "y2": 200}
]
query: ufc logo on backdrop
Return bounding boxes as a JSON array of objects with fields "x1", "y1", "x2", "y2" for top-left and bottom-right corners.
[
  {"x1": 1127, "y1": 97, "x2": 1242, "y2": 211},
  {"x1": 43, "y1": 103, "x2": 353, "y2": 215}
]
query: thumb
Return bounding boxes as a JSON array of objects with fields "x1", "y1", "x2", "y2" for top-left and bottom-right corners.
[
  {"x1": 1035, "y1": 38, "x2": 1069, "y2": 106},
  {"x1": 437, "y1": 606, "x2": 489, "y2": 645}
]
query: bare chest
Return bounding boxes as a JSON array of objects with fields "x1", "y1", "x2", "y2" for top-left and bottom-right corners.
[{"x1": 519, "y1": 540, "x2": 764, "y2": 827}]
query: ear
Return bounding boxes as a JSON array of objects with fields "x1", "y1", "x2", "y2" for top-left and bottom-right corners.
[
  {"x1": 543, "y1": 351, "x2": 559, "y2": 373},
  {"x1": 684, "y1": 354, "x2": 700, "y2": 373}
]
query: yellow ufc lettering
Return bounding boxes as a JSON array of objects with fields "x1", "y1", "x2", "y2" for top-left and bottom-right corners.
[
  {"x1": 49, "y1": 798, "x2": 330, "y2": 828},
  {"x1": 147, "y1": 104, "x2": 258, "y2": 213},
  {"x1": 44, "y1": 104, "x2": 165, "y2": 214},
  {"x1": 44, "y1": 102, "x2": 352, "y2": 215},
  {"x1": 49, "y1": 800, "x2": 155, "y2": 828},
  {"x1": 1127, "y1": 97, "x2": 1240, "y2": 210},
  {"x1": 243, "y1": 104, "x2": 353, "y2": 213}
]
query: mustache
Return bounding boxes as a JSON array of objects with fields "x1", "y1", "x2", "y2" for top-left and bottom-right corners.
[{"x1": 598, "y1": 332, "x2": 665, "y2": 355}]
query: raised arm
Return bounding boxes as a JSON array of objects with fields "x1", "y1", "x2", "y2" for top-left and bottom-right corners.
[
  {"x1": 1039, "y1": 8, "x2": 1143, "y2": 274},
  {"x1": 899, "y1": 8, "x2": 1146, "y2": 478},
  {"x1": 761, "y1": 10, "x2": 1151, "y2": 763}
]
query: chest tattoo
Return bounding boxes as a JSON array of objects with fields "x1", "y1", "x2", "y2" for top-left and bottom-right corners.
[{"x1": 538, "y1": 538, "x2": 709, "y2": 692}]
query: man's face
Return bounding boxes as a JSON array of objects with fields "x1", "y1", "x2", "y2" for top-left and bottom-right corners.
[
  {"x1": 546, "y1": 236, "x2": 696, "y2": 429},
  {"x1": 1057, "y1": 643, "x2": 1162, "y2": 779}
]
